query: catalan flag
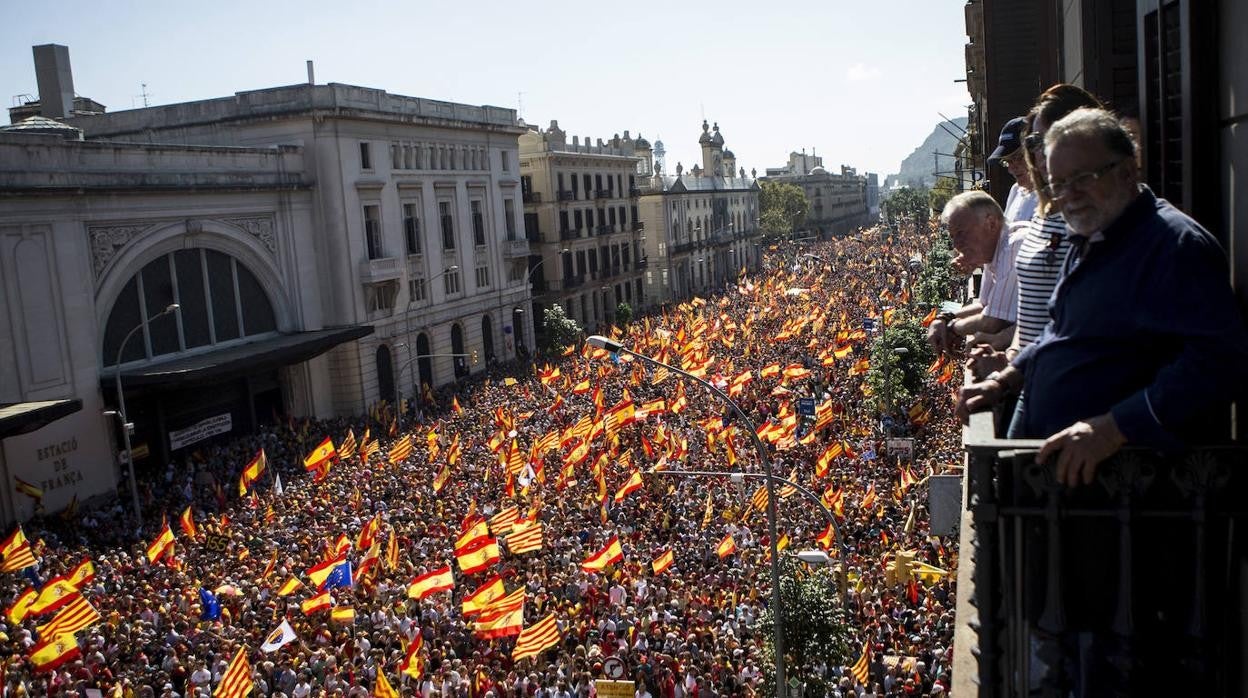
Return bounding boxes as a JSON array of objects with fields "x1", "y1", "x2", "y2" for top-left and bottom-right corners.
[
  {"x1": 303, "y1": 437, "x2": 337, "y2": 471},
  {"x1": 215, "y1": 647, "x2": 254, "y2": 698},
  {"x1": 373, "y1": 664, "x2": 399, "y2": 698},
  {"x1": 406, "y1": 565, "x2": 455, "y2": 600},
  {"x1": 28, "y1": 632, "x2": 80, "y2": 673},
  {"x1": 36, "y1": 594, "x2": 99, "y2": 639},
  {"x1": 388, "y1": 435, "x2": 413, "y2": 464},
  {"x1": 581, "y1": 535, "x2": 623, "y2": 572},
  {"x1": 488, "y1": 506, "x2": 521, "y2": 535},
  {"x1": 651, "y1": 549, "x2": 674, "y2": 575},
  {"x1": 716, "y1": 535, "x2": 737, "y2": 558},
  {"x1": 145, "y1": 518, "x2": 176, "y2": 564},
  {"x1": 339, "y1": 429, "x2": 358, "y2": 460},
  {"x1": 849, "y1": 641, "x2": 871, "y2": 686},
  {"x1": 179, "y1": 506, "x2": 198, "y2": 539},
  {"x1": 512, "y1": 612, "x2": 561, "y2": 662},
  {"x1": 1, "y1": 539, "x2": 37, "y2": 572},
  {"x1": 504, "y1": 521, "x2": 543, "y2": 554}
]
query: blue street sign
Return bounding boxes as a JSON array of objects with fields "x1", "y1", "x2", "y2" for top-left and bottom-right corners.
[{"x1": 797, "y1": 397, "x2": 816, "y2": 417}]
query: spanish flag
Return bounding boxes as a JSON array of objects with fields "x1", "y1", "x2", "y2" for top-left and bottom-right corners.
[
  {"x1": 452, "y1": 396, "x2": 464, "y2": 415},
  {"x1": 331, "y1": 607, "x2": 356, "y2": 624},
  {"x1": 651, "y1": 549, "x2": 674, "y2": 575},
  {"x1": 5, "y1": 587, "x2": 36, "y2": 624},
  {"x1": 277, "y1": 576, "x2": 304, "y2": 597},
  {"x1": 303, "y1": 437, "x2": 337, "y2": 471},
  {"x1": 28, "y1": 632, "x2": 80, "y2": 673},
  {"x1": 512, "y1": 612, "x2": 561, "y2": 662},
  {"x1": 145, "y1": 518, "x2": 176, "y2": 565},
  {"x1": 14, "y1": 477, "x2": 43, "y2": 501},
  {"x1": 240, "y1": 449, "x2": 267, "y2": 494},
  {"x1": 461, "y1": 575, "x2": 505, "y2": 616},
  {"x1": 613, "y1": 471, "x2": 644, "y2": 503},
  {"x1": 406, "y1": 565, "x2": 455, "y2": 600},
  {"x1": 306, "y1": 555, "x2": 350, "y2": 590},
  {"x1": 300, "y1": 592, "x2": 332, "y2": 615},
  {"x1": 66, "y1": 558, "x2": 95, "y2": 588},
  {"x1": 472, "y1": 595, "x2": 525, "y2": 639},
  {"x1": 455, "y1": 521, "x2": 490, "y2": 553},
  {"x1": 455, "y1": 537, "x2": 500, "y2": 575},
  {"x1": 400, "y1": 634, "x2": 425, "y2": 678},
  {"x1": 581, "y1": 535, "x2": 623, "y2": 572},
  {"x1": 0, "y1": 526, "x2": 28, "y2": 557},
  {"x1": 716, "y1": 535, "x2": 737, "y2": 558},
  {"x1": 760, "y1": 363, "x2": 781, "y2": 379}
]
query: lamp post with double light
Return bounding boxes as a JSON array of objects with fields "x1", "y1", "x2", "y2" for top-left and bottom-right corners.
[
  {"x1": 585, "y1": 334, "x2": 789, "y2": 698},
  {"x1": 403, "y1": 265, "x2": 460, "y2": 397},
  {"x1": 109, "y1": 302, "x2": 179, "y2": 523}
]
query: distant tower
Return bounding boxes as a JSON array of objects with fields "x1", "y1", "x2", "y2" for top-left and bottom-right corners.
[{"x1": 653, "y1": 136, "x2": 666, "y2": 174}]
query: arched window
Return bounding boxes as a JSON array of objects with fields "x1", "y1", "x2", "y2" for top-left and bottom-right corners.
[
  {"x1": 102, "y1": 249, "x2": 276, "y2": 367},
  {"x1": 481, "y1": 315, "x2": 495, "y2": 363},
  {"x1": 451, "y1": 323, "x2": 468, "y2": 378},
  {"x1": 376, "y1": 345, "x2": 396, "y2": 404}
]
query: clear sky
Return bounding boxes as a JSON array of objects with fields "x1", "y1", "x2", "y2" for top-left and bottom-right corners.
[{"x1": 1, "y1": 0, "x2": 969, "y2": 177}]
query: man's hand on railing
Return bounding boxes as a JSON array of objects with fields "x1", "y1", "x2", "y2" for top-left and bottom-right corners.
[
  {"x1": 966, "y1": 344, "x2": 1008, "y2": 380},
  {"x1": 956, "y1": 379, "x2": 1003, "y2": 423},
  {"x1": 1036, "y1": 413, "x2": 1128, "y2": 486}
]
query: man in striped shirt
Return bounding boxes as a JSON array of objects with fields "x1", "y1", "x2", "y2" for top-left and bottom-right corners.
[{"x1": 926, "y1": 191, "x2": 1023, "y2": 353}]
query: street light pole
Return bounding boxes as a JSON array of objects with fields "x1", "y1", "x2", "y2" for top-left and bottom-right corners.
[
  {"x1": 112, "y1": 302, "x2": 179, "y2": 523},
  {"x1": 517, "y1": 248, "x2": 568, "y2": 357},
  {"x1": 585, "y1": 334, "x2": 789, "y2": 698}
]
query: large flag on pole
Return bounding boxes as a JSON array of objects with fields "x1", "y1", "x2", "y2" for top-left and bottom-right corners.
[
  {"x1": 406, "y1": 565, "x2": 455, "y2": 600},
  {"x1": 214, "y1": 647, "x2": 254, "y2": 698},
  {"x1": 512, "y1": 612, "x2": 561, "y2": 662},
  {"x1": 581, "y1": 535, "x2": 623, "y2": 572}
]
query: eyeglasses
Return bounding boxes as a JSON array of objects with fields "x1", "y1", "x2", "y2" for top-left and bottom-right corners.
[{"x1": 1041, "y1": 159, "x2": 1125, "y2": 199}]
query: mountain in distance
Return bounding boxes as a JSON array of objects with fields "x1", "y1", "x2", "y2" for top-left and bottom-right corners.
[{"x1": 884, "y1": 116, "x2": 968, "y2": 190}]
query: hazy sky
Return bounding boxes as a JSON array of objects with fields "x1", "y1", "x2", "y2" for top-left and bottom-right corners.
[{"x1": 1, "y1": 0, "x2": 969, "y2": 177}]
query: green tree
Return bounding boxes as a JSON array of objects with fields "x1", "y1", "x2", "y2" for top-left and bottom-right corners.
[
  {"x1": 912, "y1": 230, "x2": 958, "y2": 309},
  {"x1": 928, "y1": 176, "x2": 959, "y2": 214},
  {"x1": 614, "y1": 302, "x2": 633, "y2": 327},
  {"x1": 759, "y1": 181, "x2": 809, "y2": 237},
  {"x1": 865, "y1": 314, "x2": 935, "y2": 416},
  {"x1": 538, "y1": 304, "x2": 583, "y2": 355},
  {"x1": 881, "y1": 187, "x2": 930, "y2": 226},
  {"x1": 757, "y1": 558, "x2": 854, "y2": 698}
]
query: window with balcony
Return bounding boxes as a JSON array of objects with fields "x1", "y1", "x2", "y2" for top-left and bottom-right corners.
[
  {"x1": 364, "y1": 204, "x2": 384, "y2": 260},
  {"x1": 403, "y1": 203, "x2": 422, "y2": 255},
  {"x1": 440, "y1": 201, "x2": 455, "y2": 250},
  {"x1": 472, "y1": 201, "x2": 486, "y2": 247},
  {"x1": 475, "y1": 265, "x2": 491, "y2": 289}
]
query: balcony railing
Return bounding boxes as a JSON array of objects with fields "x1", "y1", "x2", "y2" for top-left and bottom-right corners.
[
  {"x1": 502, "y1": 239, "x2": 529, "y2": 258},
  {"x1": 596, "y1": 224, "x2": 612, "y2": 235},
  {"x1": 559, "y1": 228, "x2": 579, "y2": 241},
  {"x1": 595, "y1": 189, "x2": 613, "y2": 199},
  {"x1": 672, "y1": 240, "x2": 697, "y2": 254},
  {"x1": 358, "y1": 256, "x2": 401, "y2": 284},
  {"x1": 629, "y1": 187, "x2": 641, "y2": 198},
  {"x1": 956, "y1": 408, "x2": 1248, "y2": 695},
  {"x1": 557, "y1": 190, "x2": 575, "y2": 202},
  {"x1": 631, "y1": 221, "x2": 645, "y2": 232},
  {"x1": 562, "y1": 274, "x2": 585, "y2": 289},
  {"x1": 523, "y1": 191, "x2": 542, "y2": 204}
]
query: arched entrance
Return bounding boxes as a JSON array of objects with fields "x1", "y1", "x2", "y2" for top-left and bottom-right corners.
[
  {"x1": 416, "y1": 333, "x2": 433, "y2": 398},
  {"x1": 451, "y1": 323, "x2": 468, "y2": 378},
  {"x1": 512, "y1": 307, "x2": 527, "y2": 360},
  {"x1": 376, "y1": 345, "x2": 396, "y2": 405},
  {"x1": 481, "y1": 315, "x2": 495, "y2": 365}
]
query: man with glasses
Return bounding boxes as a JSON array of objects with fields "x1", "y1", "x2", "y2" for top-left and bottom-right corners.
[{"x1": 960, "y1": 106, "x2": 1248, "y2": 477}]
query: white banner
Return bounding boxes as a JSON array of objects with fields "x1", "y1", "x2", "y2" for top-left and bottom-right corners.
[{"x1": 169, "y1": 413, "x2": 232, "y2": 451}]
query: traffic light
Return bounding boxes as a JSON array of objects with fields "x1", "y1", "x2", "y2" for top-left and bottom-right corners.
[{"x1": 470, "y1": 349, "x2": 479, "y2": 365}]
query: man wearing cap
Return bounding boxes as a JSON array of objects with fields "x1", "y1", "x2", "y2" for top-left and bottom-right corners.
[{"x1": 989, "y1": 116, "x2": 1039, "y2": 226}]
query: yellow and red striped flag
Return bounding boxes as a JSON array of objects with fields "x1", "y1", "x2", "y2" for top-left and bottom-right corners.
[
  {"x1": 849, "y1": 641, "x2": 870, "y2": 686},
  {"x1": 651, "y1": 549, "x2": 674, "y2": 575},
  {"x1": 613, "y1": 471, "x2": 644, "y2": 503},
  {"x1": 461, "y1": 575, "x2": 505, "y2": 616},
  {"x1": 399, "y1": 634, "x2": 424, "y2": 678},
  {"x1": 331, "y1": 607, "x2": 356, "y2": 624},
  {"x1": 239, "y1": 449, "x2": 266, "y2": 495},
  {"x1": 406, "y1": 565, "x2": 455, "y2": 600},
  {"x1": 505, "y1": 521, "x2": 543, "y2": 555},
  {"x1": 339, "y1": 429, "x2": 358, "y2": 460},
  {"x1": 145, "y1": 518, "x2": 175, "y2": 564},
  {"x1": 303, "y1": 437, "x2": 337, "y2": 471},
  {"x1": 6, "y1": 587, "x2": 36, "y2": 624},
  {"x1": 716, "y1": 535, "x2": 737, "y2": 558},
  {"x1": 488, "y1": 506, "x2": 521, "y2": 535},
  {"x1": 214, "y1": 647, "x2": 254, "y2": 698},
  {"x1": 300, "y1": 592, "x2": 332, "y2": 615},
  {"x1": 581, "y1": 535, "x2": 623, "y2": 572},
  {"x1": 179, "y1": 506, "x2": 198, "y2": 540},
  {"x1": 388, "y1": 435, "x2": 413, "y2": 464},
  {"x1": 277, "y1": 576, "x2": 304, "y2": 597},
  {"x1": 14, "y1": 477, "x2": 43, "y2": 501},
  {"x1": 455, "y1": 538, "x2": 500, "y2": 575},
  {"x1": 373, "y1": 664, "x2": 399, "y2": 698},
  {"x1": 28, "y1": 632, "x2": 79, "y2": 673},
  {"x1": 512, "y1": 612, "x2": 561, "y2": 662},
  {"x1": 36, "y1": 594, "x2": 99, "y2": 639}
]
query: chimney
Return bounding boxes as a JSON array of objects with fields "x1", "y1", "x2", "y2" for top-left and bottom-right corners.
[
  {"x1": 307, "y1": 60, "x2": 315, "y2": 85},
  {"x1": 33, "y1": 44, "x2": 75, "y2": 119}
]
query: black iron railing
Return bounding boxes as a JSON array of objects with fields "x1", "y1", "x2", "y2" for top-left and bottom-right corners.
[{"x1": 961, "y1": 411, "x2": 1248, "y2": 695}]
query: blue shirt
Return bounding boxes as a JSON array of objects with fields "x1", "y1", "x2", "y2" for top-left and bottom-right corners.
[{"x1": 1012, "y1": 187, "x2": 1248, "y2": 447}]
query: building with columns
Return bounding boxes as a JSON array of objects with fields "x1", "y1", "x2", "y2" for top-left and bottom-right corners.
[
  {"x1": 519, "y1": 122, "x2": 650, "y2": 341},
  {"x1": 637, "y1": 121, "x2": 762, "y2": 304},
  {"x1": 0, "y1": 45, "x2": 529, "y2": 522},
  {"x1": 762, "y1": 153, "x2": 872, "y2": 238}
]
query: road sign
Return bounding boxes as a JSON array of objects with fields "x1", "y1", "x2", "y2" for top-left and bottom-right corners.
[
  {"x1": 797, "y1": 397, "x2": 816, "y2": 417},
  {"x1": 602, "y1": 657, "x2": 626, "y2": 680},
  {"x1": 885, "y1": 438, "x2": 915, "y2": 460}
]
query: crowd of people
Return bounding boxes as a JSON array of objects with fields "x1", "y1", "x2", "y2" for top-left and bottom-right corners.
[{"x1": 3, "y1": 223, "x2": 970, "y2": 698}]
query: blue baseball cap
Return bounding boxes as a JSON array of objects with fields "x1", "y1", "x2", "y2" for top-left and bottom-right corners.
[{"x1": 988, "y1": 117, "x2": 1028, "y2": 163}]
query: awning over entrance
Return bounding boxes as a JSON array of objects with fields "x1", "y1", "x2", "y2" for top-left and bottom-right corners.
[
  {"x1": 101, "y1": 326, "x2": 373, "y2": 388},
  {"x1": 0, "y1": 400, "x2": 83, "y2": 438}
]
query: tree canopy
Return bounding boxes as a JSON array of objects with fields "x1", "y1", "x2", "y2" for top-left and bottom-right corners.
[
  {"x1": 759, "y1": 181, "x2": 809, "y2": 237},
  {"x1": 881, "y1": 187, "x2": 930, "y2": 226},
  {"x1": 539, "y1": 304, "x2": 583, "y2": 355}
]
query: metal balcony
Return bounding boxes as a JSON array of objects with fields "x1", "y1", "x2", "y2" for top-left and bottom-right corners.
[
  {"x1": 557, "y1": 190, "x2": 575, "y2": 202},
  {"x1": 523, "y1": 191, "x2": 543, "y2": 204},
  {"x1": 595, "y1": 189, "x2": 613, "y2": 199},
  {"x1": 502, "y1": 239, "x2": 530, "y2": 258},
  {"x1": 631, "y1": 221, "x2": 645, "y2": 232},
  {"x1": 595, "y1": 224, "x2": 612, "y2": 235},
  {"x1": 562, "y1": 274, "x2": 585, "y2": 289},
  {"x1": 629, "y1": 187, "x2": 641, "y2": 198},
  {"x1": 358, "y1": 256, "x2": 402, "y2": 284},
  {"x1": 559, "y1": 228, "x2": 579, "y2": 241}
]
